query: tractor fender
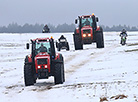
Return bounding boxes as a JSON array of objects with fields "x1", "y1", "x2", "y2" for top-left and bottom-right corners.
[
  {"x1": 96, "y1": 26, "x2": 103, "y2": 32},
  {"x1": 25, "y1": 55, "x2": 32, "y2": 64},
  {"x1": 54, "y1": 53, "x2": 63, "y2": 63},
  {"x1": 75, "y1": 27, "x2": 79, "y2": 34},
  {"x1": 55, "y1": 53, "x2": 60, "y2": 60}
]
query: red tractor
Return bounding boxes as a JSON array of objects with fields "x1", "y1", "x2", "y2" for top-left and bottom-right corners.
[
  {"x1": 73, "y1": 14, "x2": 104, "y2": 50},
  {"x1": 24, "y1": 37, "x2": 65, "y2": 86}
]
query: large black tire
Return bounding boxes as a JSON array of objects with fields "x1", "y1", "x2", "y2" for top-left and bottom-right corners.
[
  {"x1": 57, "y1": 43, "x2": 61, "y2": 51},
  {"x1": 96, "y1": 30, "x2": 104, "y2": 48},
  {"x1": 54, "y1": 54, "x2": 65, "y2": 84},
  {"x1": 60, "y1": 55, "x2": 65, "y2": 82},
  {"x1": 73, "y1": 34, "x2": 83, "y2": 50},
  {"x1": 56, "y1": 42, "x2": 58, "y2": 48},
  {"x1": 25, "y1": 56, "x2": 36, "y2": 84},
  {"x1": 66, "y1": 42, "x2": 70, "y2": 51},
  {"x1": 24, "y1": 64, "x2": 34, "y2": 86}
]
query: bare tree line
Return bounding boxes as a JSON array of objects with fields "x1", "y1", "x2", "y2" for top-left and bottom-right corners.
[{"x1": 0, "y1": 23, "x2": 138, "y2": 33}]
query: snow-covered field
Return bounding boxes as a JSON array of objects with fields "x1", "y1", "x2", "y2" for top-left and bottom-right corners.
[{"x1": 0, "y1": 32, "x2": 138, "y2": 102}]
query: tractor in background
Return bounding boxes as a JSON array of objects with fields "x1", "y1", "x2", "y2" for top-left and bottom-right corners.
[{"x1": 73, "y1": 13, "x2": 104, "y2": 50}]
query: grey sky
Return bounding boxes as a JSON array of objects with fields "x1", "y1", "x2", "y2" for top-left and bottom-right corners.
[{"x1": 0, "y1": 0, "x2": 138, "y2": 27}]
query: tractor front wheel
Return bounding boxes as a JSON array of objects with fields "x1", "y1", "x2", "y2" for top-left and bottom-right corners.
[
  {"x1": 66, "y1": 42, "x2": 70, "y2": 51},
  {"x1": 24, "y1": 64, "x2": 34, "y2": 86},
  {"x1": 73, "y1": 34, "x2": 83, "y2": 50},
  {"x1": 54, "y1": 55, "x2": 65, "y2": 84},
  {"x1": 96, "y1": 30, "x2": 104, "y2": 48}
]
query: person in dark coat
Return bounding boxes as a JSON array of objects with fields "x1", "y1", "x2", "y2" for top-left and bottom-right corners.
[
  {"x1": 120, "y1": 29, "x2": 128, "y2": 36},
  {"x1": 83, "y1": 18, "x2": 90, "y2": 26},
  {"x1": 37, "y1": 43, "x2": 47, "y2": 52},
  {"x1": 42, "y1": 25, "x2": 50, "y2": 33},
  {"x1": 58, "y1": 35, "x2": 66, "y2": 42},
  {"x1": 120, "y1": 29, "x2": 128, "y2": 44}
]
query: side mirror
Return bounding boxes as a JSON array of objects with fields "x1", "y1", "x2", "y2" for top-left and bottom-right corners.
[
  {"x1": 26, "y1": 43, "x2": 29, "y2": 49},
  {"x1": 96, "y1": 17, "x2": 99, "y2": 22},
  {"x1": 75, "y1": 19, "x2": 78, "y2": 24}
]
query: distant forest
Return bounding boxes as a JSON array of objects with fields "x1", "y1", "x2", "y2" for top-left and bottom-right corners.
[{"x1": 0, "y1": 23, "x2": 138, "y2": 33}]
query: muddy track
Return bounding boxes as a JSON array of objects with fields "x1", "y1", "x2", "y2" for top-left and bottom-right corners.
[
  {"x1": 15, "y1": 80, "x2": 138, "y2": 93},
  {"x1": 0, "y1": 68, "x2": 17, "y2": 76}
]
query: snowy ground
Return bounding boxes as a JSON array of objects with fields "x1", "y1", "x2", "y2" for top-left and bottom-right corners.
[{"x1": 0, "y1": 32, "x2": 138, "y2": 102}]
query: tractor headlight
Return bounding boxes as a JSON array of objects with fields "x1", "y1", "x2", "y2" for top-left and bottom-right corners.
[
  {"x1": 45, "y1": 65, "x2": 47, "y2": 68},
  {"x1": 38, "y1": 66, "x2": 41, "y2": 69},
  {"x1": 83, "y1": 34, "x2": 86, "y2": 37},
  {"x1": 88, "y1": 34, "x2": 91, "y2": 37}
]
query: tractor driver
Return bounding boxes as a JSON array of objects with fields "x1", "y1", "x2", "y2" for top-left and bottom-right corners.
[
  {"x1": 83, "y1": 18, "x2": 90, "y2": 26},
  {"x1": 37, "y1": 43, "x2": 47, "y2": 53}
]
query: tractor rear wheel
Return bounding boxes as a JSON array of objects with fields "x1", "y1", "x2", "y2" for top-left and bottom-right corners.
[
  {"x1": 54, "y1": 55, "x2": 65, "y2": 84},
  {"x1": 66, "y1": 42, "x2": 70, "y2": 51},
  {"x1": 60, "y1": 54, "x2": 65, "y2": 82},
  {"x1": 73, "y1": 34, "x2": 83, "y2": 50},
  {"x1": 24, "y1": 64, "x2": 34, "y2": 86},
  {"x1": 96, "y1": 30, "x2": 104, "y2": 48},
  {"x1": 57, "y1": 43, "x2": 61, "y2": 51}
]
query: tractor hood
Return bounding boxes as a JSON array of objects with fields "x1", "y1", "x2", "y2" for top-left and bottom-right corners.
[
  {"x1": 81, "y1": 26, "x2": 92, "y2": 31},
  {"x1": 35, "y1": 52, "x2": 51, "y2": 72},
  {"x1": 81, "y1": 26, "x2": 93, "y2": 35},
  {"x1": 81, "y1": 26, "x2": 93, "y2": 40},
  {"x1": 35, "y1": 52, "x2": 50, "y2": 59}
]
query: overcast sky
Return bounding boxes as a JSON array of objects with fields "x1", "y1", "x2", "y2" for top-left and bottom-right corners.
[{"x1": 0, "y1": 0, "x2": 138, "y2": 27}]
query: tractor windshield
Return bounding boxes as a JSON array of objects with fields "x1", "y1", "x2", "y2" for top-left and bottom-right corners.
[
  {"x1": 35, "y1": 42, "x2": 50, "y2": 54},
  {"x1": 81, "y1": 17, "x2": 93, "y2": 27}
]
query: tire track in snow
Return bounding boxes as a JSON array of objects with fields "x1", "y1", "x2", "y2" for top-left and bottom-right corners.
[
  {"x1": 65, "y1": 44, "x2": 119, "y2": 78},
  {"x1": 64, "y1": 53, "x2": 78, "y2": 63}
]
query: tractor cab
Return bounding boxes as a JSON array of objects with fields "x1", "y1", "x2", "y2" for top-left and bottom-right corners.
[
  {"x1": 75, "y1": 15, "x2": 98, "y2": 28},
  {"x1": 27, "y1": 38, "x2": 55, "y2": 61}
]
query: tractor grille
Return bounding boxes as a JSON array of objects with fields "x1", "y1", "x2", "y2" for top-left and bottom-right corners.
[
  {"x1": 83, "y1": 29, "x2": 91, "y2": 34},
  {"x1": 37, "y1": 59, "x2": 47, "y2": 65}
]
